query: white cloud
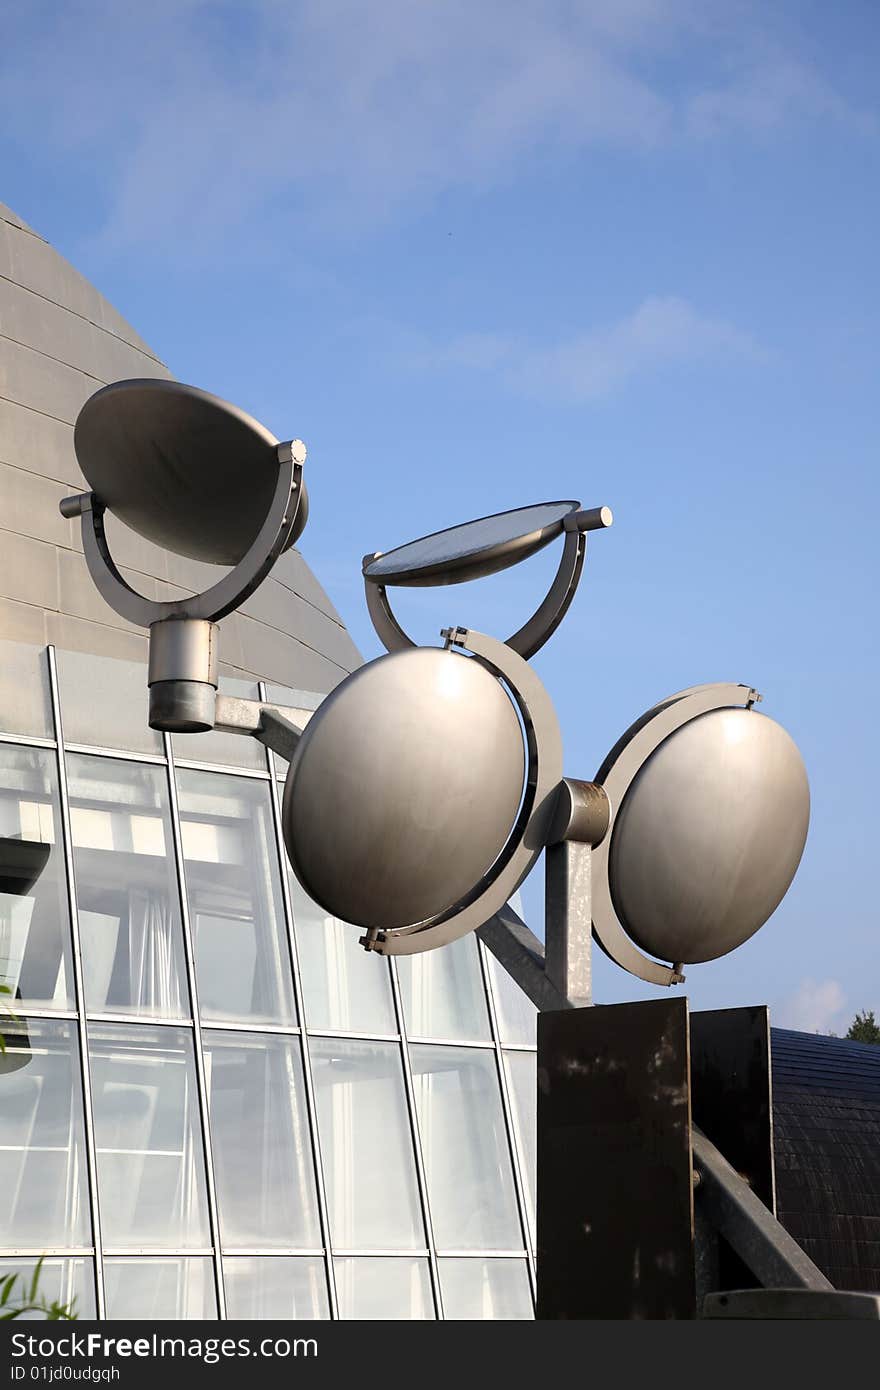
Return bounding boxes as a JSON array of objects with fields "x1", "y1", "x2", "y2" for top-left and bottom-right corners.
[
  {"x1": 1, "y1": 2, "x2": 872, "y2": 256},
  {"x1": 424, "y1": 295, "x2": 763, "y2": 401},
  {"x1": 774, "y1": 977, "x2": 847, "y2": 1034}
]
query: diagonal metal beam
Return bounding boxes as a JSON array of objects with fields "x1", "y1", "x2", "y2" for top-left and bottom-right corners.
[
  {"x1": 692, "y1": 1128, "x2": 832, "y2": 1291},
  {"x1": 477, "y1": 903, "x2": 571, "y2": 1014}
]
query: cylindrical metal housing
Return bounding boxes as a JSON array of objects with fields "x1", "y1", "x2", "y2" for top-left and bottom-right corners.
[
  {"x1": 547, "y1": 778, "x2": 610, "y2": 846},
  {"x1": 147, "y1": 617, "x2": 220, "y2": 732},
  {"x1": 148, "y1": 617, "x2": 219, "y2": 688},
  {"x1": 148, "y1": 679, "x2": 217, "y2": 733}
]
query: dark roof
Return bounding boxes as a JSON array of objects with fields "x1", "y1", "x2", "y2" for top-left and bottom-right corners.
[{"x1": 771, "y1": 1028, "x2": 880, "y2": 1292}]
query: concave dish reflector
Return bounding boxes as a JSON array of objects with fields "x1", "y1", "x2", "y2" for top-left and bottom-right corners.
[
  {"x1": 364, "y1": 500, "x2": 580, "y2": 587},
  {"x1": 74, "y1": 378, "x2": 307, "y2": 567}
]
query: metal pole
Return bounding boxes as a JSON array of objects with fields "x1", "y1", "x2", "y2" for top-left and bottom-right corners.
[
  {"x1": 260, "y1": 684, "x2": 340, "y2": 1320},
  {"x1": 162, "y1": 732, "x2": 228, "y2": 1319},
  {"x1": 543, "y1": 842, "x2": 592, "y2": 1007},
  {"x1": 47, "y1": 646, "x2": 107, "y2": 1319}
]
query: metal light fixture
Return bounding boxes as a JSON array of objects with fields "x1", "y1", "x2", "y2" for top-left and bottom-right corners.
[
  {"x1": 58, "y1": 375, "x2": 832, "y2": 1315},
  {"x1": 60, "y1": 378, "x2": 809, "y2": 994},
  {"x1": 61, "y1": 378, "x2": 308, "y2": 734}
]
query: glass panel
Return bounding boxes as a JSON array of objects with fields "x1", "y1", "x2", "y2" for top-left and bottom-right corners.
[
  {"x1": 0, "y1": 745, "x2": 72, "y2": 1011},
  {"x1": 334, "y1": 1258, "x2": 433, "y2": 1320},
  {"x1": 104, "y1": 1258, "x2": 216, "y2": 1320},
  {"x1": 67, "y1": 755, "x2": 188, "y2": 1019},
  {"x1": 0, "y1": 1258, "x2": 96, "y2": 1320},
  {"x1": 439, "y1": 1258, "x2": 533, "y2": 1319},
  {"x1": 503, "y1": 1051, "x2": 536, "y2": 1246},
  {"x1": 291, "y1": 874, "x2": 395, "y2": 1034},
  {"x1": 0, "y1": 1018, "x2": 89, "y2": 1247},
  {"x1": 89, "y1": 1023, "x2": 210, "y2": 1249},
  {"x1": 172, "y1": 675, "x2": 264, "y2": 770},
  {"x1": 56, "y1": 649, "x2": 161, "y2": 754},
  {"x1": 486, "y1": 948, "x2": 537, "y2": 1046},
  {"x1": 203, "y1": 1031, "x2": 320, "y2": 1249},
  {"x1": 177, "y1": 770, "x2": 295, "y2": 1025},
  {"x1": 409, "y1": 1045, "x2": 522, "y2": 1251},
  {"x1": 0, "y1": 641, "x2": 51, "y2": 738},
  {"x1": 397, "y1": 934, "x2": 490, "y2": 1041},
  {"x1": 309, "y1": 1039, "x2": 424, "y2": 1251},
  {"x1": 223, "y1": 1257, "x2": 329, "y2": 1319}
]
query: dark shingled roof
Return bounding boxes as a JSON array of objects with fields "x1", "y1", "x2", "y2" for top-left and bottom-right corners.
[{"x1": 771, "y1": 1027, "x2": 880, "y2": 1292}]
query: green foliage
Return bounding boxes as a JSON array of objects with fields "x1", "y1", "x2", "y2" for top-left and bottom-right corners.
[
  {"x1": 845, "y1": 1009, "x2": 880, "y2": 1044},
  {"x1": 0, "y1": 1260, "x2": 78, "y2": 1321}
]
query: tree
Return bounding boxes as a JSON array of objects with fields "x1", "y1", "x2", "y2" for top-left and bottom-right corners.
[{"x1": 845, "y1": 1009, "x2": 880, "y2": 1044}]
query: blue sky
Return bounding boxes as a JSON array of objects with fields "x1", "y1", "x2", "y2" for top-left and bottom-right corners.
[{"x1": 3, "y1": 1, "x2": 878, "y2": 1031}]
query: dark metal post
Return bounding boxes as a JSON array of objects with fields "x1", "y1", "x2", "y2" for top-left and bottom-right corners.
[{"x1": 537, "y1": 998, "x2": 696, "y2": 1319}]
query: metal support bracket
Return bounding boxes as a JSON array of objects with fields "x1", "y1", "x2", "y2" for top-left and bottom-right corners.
[
  {"x1": 211, "y1": 693, "x2": 317, "y2": 760},
  {"x1": 362, "y1": 505, "x2": 613, "y2": 659}
]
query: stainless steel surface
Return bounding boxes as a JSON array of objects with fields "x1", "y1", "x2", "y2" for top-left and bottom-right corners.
[
  {"x1": 363, "y1": 570, "x2": 416, "y2": 654},
  {"x1": 591, "y1": 683, "x2": 761, "y2": 985},
  {"x1": 544, "y1": 841, "x2": 592, "y2": 1005},
  {"x1": 502, "y1": 524, "x2": 586, "y2": 660},
  {"x1": 148, "y1": 617, "x2": 219, "y2": 687},
  {"x1": 370, "y1": 628, "x2": 564, "y2": 955},
  {"x1": 253, "y1": 708, "x2": 305, "y2": 762},
  {"x1": 363, "y1": 501, "x2": 580, "y2": 587},
  {"x1": 282, "y1": 645, "x2": 526, "y2": 930},
  {"x1": 567, "y1": 506, "x2": 613, "y2": 533},
  {"x1": 74, "y1": 379, "x2": 308, "y2": 566},
  {"x1": 147, "y1": 621, "x2": 219, "y2": 731},
  {"x1": 691, "y1": 1128, "x2": 832, "y2": 1291},
  {"x1": 149, "y1": 680, "x2": 216, "y2": 733},
  {"x1": 609, "y1": 707, "x2": 810, "y2": 964},
  {"x1": 546, "y1": 778, "x2": 610, "y2": 847},
  {"x1": 212, "y1": 692, "x2": 315, "y2": 749}
]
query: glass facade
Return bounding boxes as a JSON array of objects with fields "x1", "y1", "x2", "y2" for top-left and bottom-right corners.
[{"x1": 0, "y1": 641, "x2": 538, "y2": 1320}]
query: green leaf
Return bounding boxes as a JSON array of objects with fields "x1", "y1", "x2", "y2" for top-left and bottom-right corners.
[
  {"x1": 0, "y1": 1274, "x2": 18, "y2": 1306},
  {"x1": 28, "y1": 1258, "x2": 44, "y2": 1305}
]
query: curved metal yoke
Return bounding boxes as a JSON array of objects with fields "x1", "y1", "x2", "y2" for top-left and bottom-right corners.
[
  {"x1": 362, "y1": 626, "x2": 564, "y2": 956},
  {"x1": 61, "y1": 449, "x2": 305, "y2": 628},
  {"x1": 363, "y1": 505, "x2": 612, "y2": 660},
  {"x1": 590, "y1": 682, "x2": 762, "y2": 987}
]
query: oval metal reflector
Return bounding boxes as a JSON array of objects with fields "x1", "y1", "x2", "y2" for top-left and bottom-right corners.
[
  {"x1": 74, "y1": 378, "x2": 308, "y2": 566},
  {"x1": 282, "y1": 647, "x2": 526, "y2": 930},
  {"x1": 608, "y1": 707, "x2": 810, "y2": 964}
]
